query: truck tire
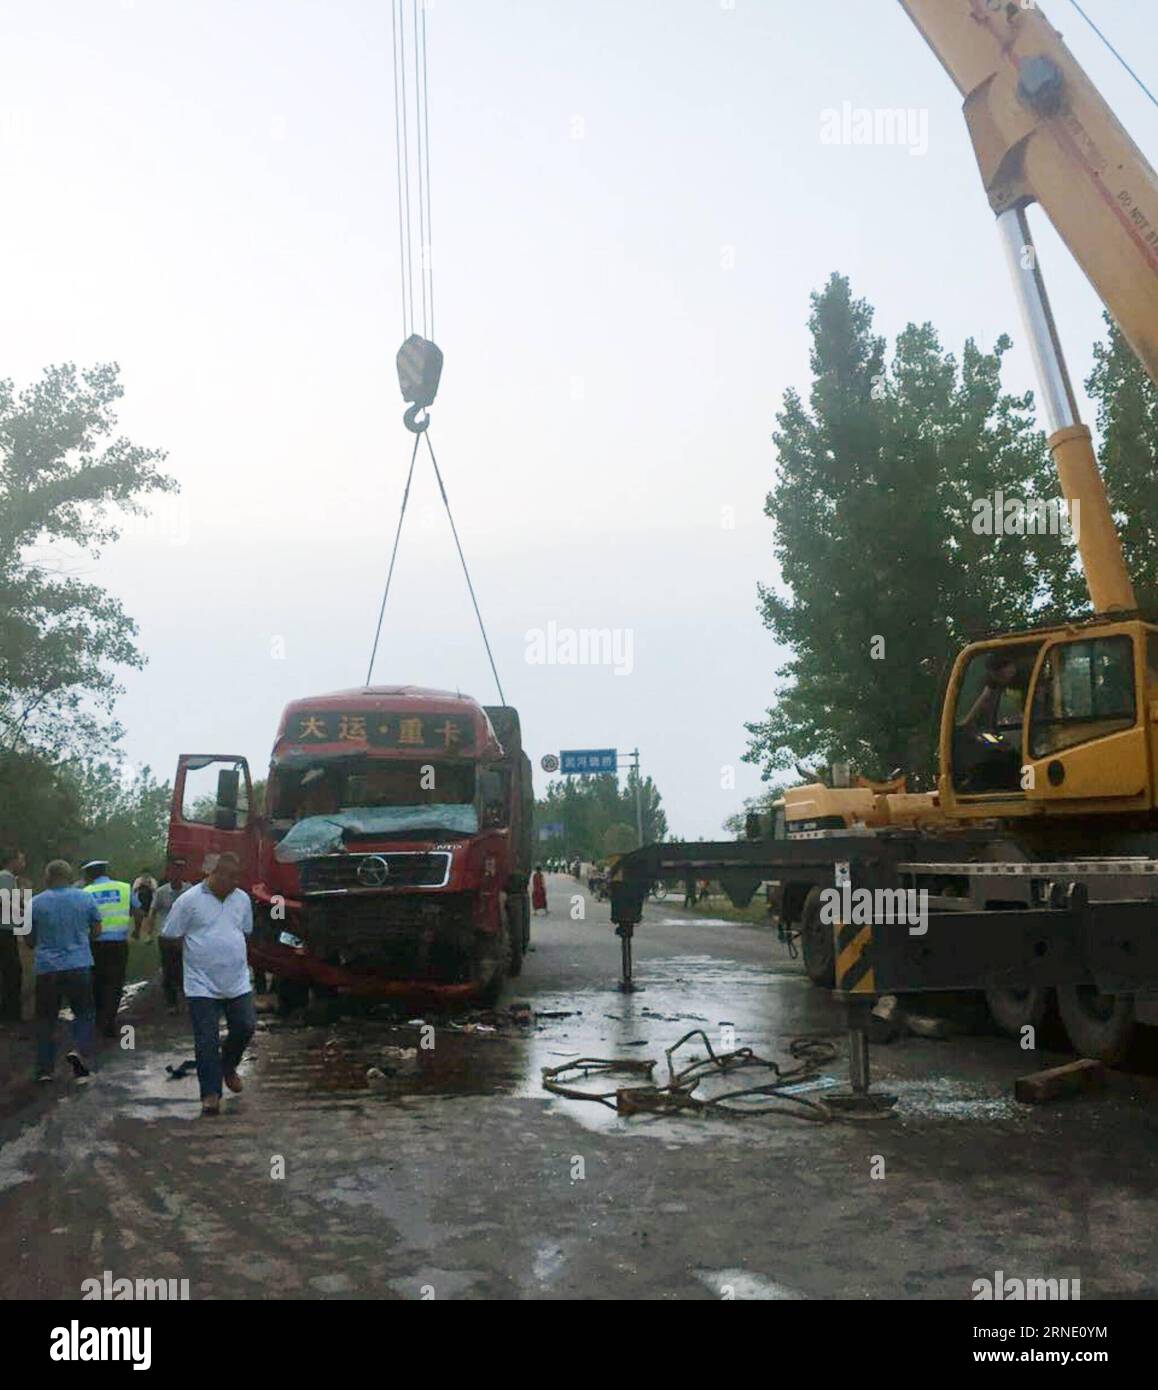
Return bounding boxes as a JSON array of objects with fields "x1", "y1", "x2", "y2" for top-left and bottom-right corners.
[
  {"x1": 1057, "y1": 985, "x2": 1135, "y2": 1065},
  {"x1": 476, "y1": 926, "x2": 508, "y2": 1007},
  {"x1": 799, "y1": 886, "x2": 835, "y2": 988},
  {"x1": 985, "y1": 986, "x2": 1048, "y2": 1038},
  {"x1": 478, "y1": 962, "x2": 505, "y2": 1008}
]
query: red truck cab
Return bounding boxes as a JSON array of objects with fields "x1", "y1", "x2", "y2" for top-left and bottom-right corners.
[{"x1": 166, "y1": 687, "x2": 533, "y2": 1008}]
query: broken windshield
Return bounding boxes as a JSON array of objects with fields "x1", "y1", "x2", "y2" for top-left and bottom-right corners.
[{"x1": 273, "y1": 804, "x2": 478, "y2": 862}]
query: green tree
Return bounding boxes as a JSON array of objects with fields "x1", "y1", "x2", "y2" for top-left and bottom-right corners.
[
  {"x1": 0, "y1": 754, "x2": 172, "y2": 882},
  {"x1": 745, "y1": 274, "x2": 1081, "y2": 783},
  {"x1": 534, "y1": 769, "x2": 668, "y2": 860},
  {"x1": 71, "y1": 762, "x2": 173, "y2": 876},
  {"x1": 0, "y1": 752, "x2": 85, "y2": 874},
  {"x1": 1087, "y1": 314, "x2": 1158, "y2": 610},
  {"x1": 0, "y1": 362, "x2": 175, "y2": 759},
  {"x1": 602, "y1": 822, "x2": 637, "y2": 855},
  {"x1": 722, "y1": 786, "x2": 785, "y2": 839},
  {"x1": 624, "y1": 766, "x2": 667, "y2": 846}
]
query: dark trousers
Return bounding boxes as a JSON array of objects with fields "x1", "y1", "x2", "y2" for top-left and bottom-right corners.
[
  {"x1": 0, "y1": 931, "x2": 22, "y2": 1022},
  {"x1": 92, "y1": 939, "x2": 129, "y2": 1036},
  {"x1": 188, "y1": 992, "x2": 256, "y2": 1100},
  {"x1": 35, "y1": 968, "x2": 95, "y2": 1075},
  {"x1": 159, "y1": 938, "x2": 183, "y2": 1006}
]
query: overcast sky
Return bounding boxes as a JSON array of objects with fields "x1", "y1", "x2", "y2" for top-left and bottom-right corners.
[{"x1": 2, "y1": 0, "x2": 1155, "y2": 839}]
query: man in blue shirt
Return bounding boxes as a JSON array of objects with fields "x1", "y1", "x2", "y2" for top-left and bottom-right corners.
[{"x1": 30, "y1": 859, "x2": 102, "y2": 1082}]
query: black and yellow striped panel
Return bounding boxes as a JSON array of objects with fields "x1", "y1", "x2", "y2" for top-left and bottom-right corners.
[{"x1": 835, "y1": 918, "x2": 875, "y2": 994}]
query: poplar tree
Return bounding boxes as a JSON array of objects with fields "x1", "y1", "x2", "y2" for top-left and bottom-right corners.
[{"x1": 745, "y1": 274, "x2": 1081, "y2": 783}]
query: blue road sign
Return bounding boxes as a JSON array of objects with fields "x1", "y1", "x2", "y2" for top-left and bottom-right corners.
[
  {"x1": 560, "y1": 748, "x2": 617, "y2": 774},
  {"x1": 538, "y1": 822, "x2": 564, "y2": 841}
]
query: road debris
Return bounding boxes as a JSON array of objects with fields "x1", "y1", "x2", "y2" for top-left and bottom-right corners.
[
  {"x1": 542, "y1": 1031, "x2": 839, "y2": 1122},
  {"x1": 1015, "y1": 1057, "x2": 1106, "y2": 1105},
  {"x1": 870, "y1": 995, "x2": 958, "y2": 1043}
]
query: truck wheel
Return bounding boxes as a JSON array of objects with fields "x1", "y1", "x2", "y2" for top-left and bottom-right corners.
[
  {"x1": 478, "y1": 963, "x2": 505, "y2": 1008},
  {"x1": 799, "y1": 887, "x2": 835, "y2": 988},
  {"x1": 985, "y1": 987, "x2": 1048, "y2": 1038},
  {"x1": 1057, "y1": 985, "x2": 1135, "y2": 1065}
]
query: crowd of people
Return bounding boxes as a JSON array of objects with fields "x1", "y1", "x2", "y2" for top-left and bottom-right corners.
[{"x1": 0, "y1": 847, "x2": 258, "y2": 1116}]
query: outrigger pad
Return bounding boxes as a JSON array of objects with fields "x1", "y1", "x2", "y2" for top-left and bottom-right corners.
[{"x1": 396, "y1": 334, "x2": 444, "y2": 408}]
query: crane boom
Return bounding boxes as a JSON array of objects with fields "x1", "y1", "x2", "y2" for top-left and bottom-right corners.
[
  {"x1": 899, "y1": 0, "x2": 1158, "y2": 382},
  {"x1": 898, "y1": 0, "x2": 1158, "y2": 614}
]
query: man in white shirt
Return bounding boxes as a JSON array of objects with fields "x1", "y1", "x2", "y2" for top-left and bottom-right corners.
[{"x1": 161, "y1": 852, "x2": 255, "y2": 1116}]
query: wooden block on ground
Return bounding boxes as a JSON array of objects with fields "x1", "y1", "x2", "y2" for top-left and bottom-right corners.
[{"x1": 1015, "y1": 1057, "x2": 1106, "y2": 1105}]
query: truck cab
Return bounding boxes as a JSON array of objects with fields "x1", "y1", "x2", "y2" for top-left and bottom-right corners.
[
  {"x1": 166, "y1": 687, "x2": 532, "y2": 1007},
  {"x1": 940, "y1": 618, "x2": 1158, "y2": 826}
]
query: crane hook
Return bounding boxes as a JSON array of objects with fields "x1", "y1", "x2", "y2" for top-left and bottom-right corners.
[{"x1": 397, "y1": 334, "x2": 443, "y2": 435}]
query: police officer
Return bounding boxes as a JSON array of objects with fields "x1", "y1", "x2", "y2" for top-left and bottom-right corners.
[{"x1": 81, "y1": 860, "x2": 133, "y2": 1037}]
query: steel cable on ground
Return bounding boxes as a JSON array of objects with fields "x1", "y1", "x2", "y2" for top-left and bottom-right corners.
[{"x1": 542, "y1": 1032, "x2": 840, "y2": 1123}]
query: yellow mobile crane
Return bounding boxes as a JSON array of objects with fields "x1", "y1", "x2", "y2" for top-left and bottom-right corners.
[
  {"x1": 898, "y1": 0, "x2": 1158, "y2": 1055},
  {"x1": 612, "y1": 1, "x2": 1158, "y2": 1063},
  {"x1": 898, "y1": 0, "x2": 1158, "y2": 828}
]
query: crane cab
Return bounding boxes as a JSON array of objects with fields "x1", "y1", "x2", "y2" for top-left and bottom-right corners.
[{"x1": 939, "y1": 618, "x2": 1158, "y2": 822}]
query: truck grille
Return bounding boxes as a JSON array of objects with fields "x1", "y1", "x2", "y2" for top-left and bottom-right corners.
[
  {"x1": 302, "y1": 892, "x2": 475, "y2": 979},
  {"x1": 300, "y1": 851, "x2": 451, "y2": 893}
]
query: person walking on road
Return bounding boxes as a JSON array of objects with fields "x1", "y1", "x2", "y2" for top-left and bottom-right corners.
[
  {"x1": 147, "y1": 861, "x2": 193, "y2": 1013},
  {"x1": 81, "y1": 860, "x2": 134, "y2": 1038},
  {"x1": 161, "y1": 852, "x2": 255, "y2": 1117},
  {"x1": 531, "y1": 865, "x2": 548, "y2": 915},
  {"x1": 29, "y1": 860, "x2": 101, "y2": 1082},
  {"x1": 131, "y1": 870, "x2": 157, "y2": 939},
  {"x1": 0, "y1": 848, "x2": 27, "y2": 1023}
]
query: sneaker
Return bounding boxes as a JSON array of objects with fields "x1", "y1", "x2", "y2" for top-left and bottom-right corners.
[
  {"x1": 201, "y1": 1096, "x2": 221, "y2": 1116},
  {"x1": 223, "y1": 1071, "x2": 243, "y2": 1094},
  {"x1": 65, "y1": 1051, "x2": 91, "y2": 1080}
]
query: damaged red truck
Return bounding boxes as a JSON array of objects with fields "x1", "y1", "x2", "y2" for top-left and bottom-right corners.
[{"x1": 166, "y1": 687, "x2": 533, "y2": 1009}]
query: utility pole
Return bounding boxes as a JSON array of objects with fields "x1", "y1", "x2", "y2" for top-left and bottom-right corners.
[{"x1": 631, "y1": 748, "x2": 643, "y2": 847}]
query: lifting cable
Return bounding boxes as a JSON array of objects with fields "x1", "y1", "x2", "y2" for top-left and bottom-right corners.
[
  {"x1": 1063, "y1": 0, "x2": 1157, "y2": 110},
  {"x1": 367, "y1": 0, "x2": 505, "y2": 701}
]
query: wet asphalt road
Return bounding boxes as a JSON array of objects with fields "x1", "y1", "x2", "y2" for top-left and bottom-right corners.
[{"x1": 3, "y1": 873, "x2": 1158, "y2": 1300}]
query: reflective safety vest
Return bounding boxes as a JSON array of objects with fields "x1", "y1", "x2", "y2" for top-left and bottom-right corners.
[{"x1": 83, "y1": 879, "x2": 133, "y2": 941}]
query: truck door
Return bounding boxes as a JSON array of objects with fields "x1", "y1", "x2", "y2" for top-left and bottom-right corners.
[{"x1": 168, "y1": 755, "x2": 258, "y2": 887}]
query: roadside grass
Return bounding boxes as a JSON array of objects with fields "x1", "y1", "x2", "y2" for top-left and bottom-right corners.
[{"x1": 656, "y1": 893, "x2": 773, "y2": 928}]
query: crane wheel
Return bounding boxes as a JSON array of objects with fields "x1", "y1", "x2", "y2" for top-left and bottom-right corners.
[
  {"x1": 985, "y1": 986, "x2": 1049, "y2": 1038},
  {"x1": 1057, "y1": 985, "x2": 1136, "y2": 1066},
  {"x1": 800, "y1": 886, "x2": 835, "y2": 988}
]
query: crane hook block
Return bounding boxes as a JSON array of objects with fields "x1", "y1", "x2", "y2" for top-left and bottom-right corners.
[{"x1": 397, "y1": 334, "x2": 443, "y2": 410}]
